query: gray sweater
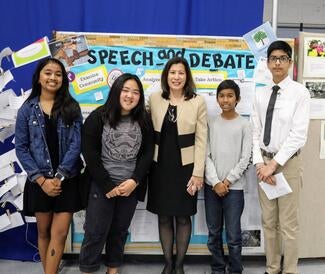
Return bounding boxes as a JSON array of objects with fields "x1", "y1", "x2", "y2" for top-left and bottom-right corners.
[
  {"x1": 101, "y1": 116, "x2": 142, "y2": 185},
  {"x1": 205, "y1": 114, "x2": 252, "y2": 190}
]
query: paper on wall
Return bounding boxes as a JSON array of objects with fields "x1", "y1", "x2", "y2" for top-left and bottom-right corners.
[
  {"x1": 7, "y1": 89, "x2": 31, "y2": 109},
  {"x1": 303, "y1": 37, "x2": 325, "y2": 78},
  {"x1": 6, "y1": 175, "x2": 18, "y2": 194},
  {"x1": 130, "y1": 210, "x2": 159, "y2": 242},
  {"x1": 0, "y1": 149, "x2": 20, "y2": 168},
  {"x1": 10, "y1": 184, "x2": 22, "y2": 197},
  {"x1": 0, "y1": 124, "x2": 15, "y2": 143},
  {"x1": 8, "y1": 94, "x2": 25, "y2": 110},
  {"x1": 243, "y1": 21, "x2": 277, "y2": 62},
  {"x1": 10, "y1": 173, "x2": 26, "y2": 196},
  {"x1": 17, "y1": 174, "x2": 27, "y2": 191},
  {"x1": 12, "y1": 37, "x2": 51, "y2": 68},
  {"x1": 253, "y1": 57, "x2": 272, "y2": 85},
  {"x1": 13, "y1": 193, "x2": 23, "y2": 210},
  {"x1": 0, "y1": 89, "x2": 15, "y2": 109},
  {"x1": 0, "y1": 174, "x2": 17, "y2": 196},
  {"x1": 0, "y1": 70, "x2": 14, "y2": 92},
  {"x1": 0, "y1": 164, "x2": 15, "y2": 183},
  {"x1": 0, "y1": 212, "x2": 24, "y2": 232},
  {"x1": 0, "y1": 213, "x2": 11, "y2": 230},
  {"x1": 0, "y1": 107, "x2": 17, "y2": 121},
  {"x1": 0, "y1": 191, "x2": 15, "y2": 204},
  {"x1": 0, "y1": 47, "x2": 13, "y2": 67}
]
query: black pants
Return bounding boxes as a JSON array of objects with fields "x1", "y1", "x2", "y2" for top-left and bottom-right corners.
[{"x1": 79, "y1": 181, "x2": 137, "y2": 273}]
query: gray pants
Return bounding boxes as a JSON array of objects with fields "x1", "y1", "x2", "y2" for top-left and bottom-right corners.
[{"x1": 79, "y1": 181, "x2": 137, "y2": 273}]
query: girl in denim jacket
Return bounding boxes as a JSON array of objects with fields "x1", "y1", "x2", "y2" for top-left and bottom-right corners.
[{"x1": 15, "y1": 57, "x2": 82, "y2": 274}]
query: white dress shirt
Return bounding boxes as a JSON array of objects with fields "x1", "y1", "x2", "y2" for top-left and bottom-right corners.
[{"x1": 251, "y1": 76, "x2": 310, "y2": 166}]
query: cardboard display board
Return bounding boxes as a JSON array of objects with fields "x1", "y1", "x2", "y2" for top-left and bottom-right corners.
[{"x1": 54, "y1": 31, "x2": 265, "y2": 255}]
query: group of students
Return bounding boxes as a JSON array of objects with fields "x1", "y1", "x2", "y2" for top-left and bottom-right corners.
[{"x1": 14, "y1": 40, "x2": 310, "y2": 274}]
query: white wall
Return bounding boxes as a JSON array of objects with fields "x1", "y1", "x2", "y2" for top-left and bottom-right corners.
[{"x1": 263, "y1": 0, "x2": 325, "y2": 37}]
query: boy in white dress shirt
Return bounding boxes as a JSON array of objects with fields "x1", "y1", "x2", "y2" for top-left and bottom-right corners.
[{"x1": 251, "y1": 40, "x2": 310, "y2": 274}]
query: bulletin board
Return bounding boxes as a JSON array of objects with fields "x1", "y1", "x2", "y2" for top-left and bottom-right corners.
[
  {"x1": 297, "y1": 32, "x2": 325, "y2": 119},
  {"x1": 52, "y1": 31, "x2": 266, "y2": 255}
]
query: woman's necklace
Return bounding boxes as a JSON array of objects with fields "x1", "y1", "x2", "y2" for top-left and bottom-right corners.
[
  {"x1": 39, "y1": 101, "x2": 53, "y2": 119},
  {"x1": 167, "y1": 105, "x2": 177, "y2": 123},
  {"x1": 168, "y1": 92, "x2": 184, "y2": 123},
  {"x1": 169, "y1": 94, "x2": 184, "y2": 106}
]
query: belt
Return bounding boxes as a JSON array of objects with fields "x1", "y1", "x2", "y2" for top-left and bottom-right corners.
[{"x1": 261, "y1": 149, "x2": 300, "y2": 159}]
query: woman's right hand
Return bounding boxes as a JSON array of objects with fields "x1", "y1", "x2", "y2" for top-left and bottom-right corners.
[{"x1": 41, "y1": 179, "x2": 62, "y2": 197}]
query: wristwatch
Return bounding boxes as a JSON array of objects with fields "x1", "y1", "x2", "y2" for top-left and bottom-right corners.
[{"x1": 55, "y1": 172, "x2": 65, "y2": 181}]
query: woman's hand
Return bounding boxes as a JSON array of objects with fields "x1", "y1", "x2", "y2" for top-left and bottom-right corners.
[
  {"x1": 186, "y1": 176, "x2": 203, "y2": 196},
  {"x1": 190, "y1": 176, "x2": 204, "y2": 189},
  {"x1": 41, "y1": 179, "x2": 62, "y2": 197}
]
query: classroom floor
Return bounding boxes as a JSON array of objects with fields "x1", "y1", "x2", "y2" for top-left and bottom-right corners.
[{"x1": 1, "y1": 256, "x2": 325, "y2": 274}]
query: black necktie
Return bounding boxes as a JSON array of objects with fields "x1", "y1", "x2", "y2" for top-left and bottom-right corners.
[{"x1": 263, "y1": 85, "x2": 280, "y2": 146}]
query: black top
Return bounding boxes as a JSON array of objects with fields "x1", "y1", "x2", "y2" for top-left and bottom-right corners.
[
  {"x1": 81, "y1": 106, "x2": 154, "y2": 201},
  {"x1": 43, "y1": 112, "x2": 59, "y2": 172}
]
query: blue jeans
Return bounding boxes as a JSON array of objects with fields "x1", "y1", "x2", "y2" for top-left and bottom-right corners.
[{"x1": 204, "y1": 185, "x2": 244, "y2": 274}]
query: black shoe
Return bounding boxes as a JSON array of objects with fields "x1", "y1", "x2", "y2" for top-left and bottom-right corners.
[
  {"x1": 174, "y1": 267, "x2": 185, "y2": 274},
  {"x1": 162, "y1": 264, "x2": 173, "y2": 274}
]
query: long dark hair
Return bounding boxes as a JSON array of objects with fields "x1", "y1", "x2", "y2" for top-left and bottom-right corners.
[
  {"x1": 27, "y1": 57, "x2": 81, "y2": 125},
  {"x1": 161, "y1": 56, "x2": 196, "y2": 100},
  {"x1": 101, "y1": 73, "x2": 148, "y2": 129}
]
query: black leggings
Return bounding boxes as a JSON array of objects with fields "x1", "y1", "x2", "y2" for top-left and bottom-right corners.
[{"x1": 158, "y1": 215, "x2": 192, "y2": 270}]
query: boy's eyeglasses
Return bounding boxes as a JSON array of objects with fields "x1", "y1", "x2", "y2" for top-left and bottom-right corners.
[{"x1": 268, "y1": 55, "x2": 291, "y2": 63}]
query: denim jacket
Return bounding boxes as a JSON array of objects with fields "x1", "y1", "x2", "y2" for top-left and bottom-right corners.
[{"x1": 15, "y1": 96, "x2": 83, "y2": 182}]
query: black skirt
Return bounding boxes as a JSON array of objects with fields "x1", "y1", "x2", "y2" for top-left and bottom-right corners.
[
  {"x1": 147, "y1": 106, "x2": 197, "y2": 216},
  {"x1": 23, "y1": 176, "x2": 82, "y2": 216}
]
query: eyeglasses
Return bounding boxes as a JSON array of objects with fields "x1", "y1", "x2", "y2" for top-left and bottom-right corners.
[{"x1": 268, "y1": 55, "x2": 291, "y2": 63}]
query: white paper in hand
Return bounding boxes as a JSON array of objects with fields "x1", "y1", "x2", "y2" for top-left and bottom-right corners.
[{"x1": 259, "y1": 172, "x2": 292, "y2": 200}]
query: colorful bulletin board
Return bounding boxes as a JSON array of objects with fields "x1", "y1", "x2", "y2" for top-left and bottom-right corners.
[{"x1": 54, "y1": 31, "x2": 264, "y2": 255}]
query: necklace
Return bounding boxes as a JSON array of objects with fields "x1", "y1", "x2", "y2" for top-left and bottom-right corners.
[
  {"x1": 167, "y1": 105, "x2": 177, "y2": 123},
  {"x1": 170, "y1": 93, "x2": 184, "y2": 106},
  {"x1": 39, "y1": 102, "x2": 52, "y2": 119}
]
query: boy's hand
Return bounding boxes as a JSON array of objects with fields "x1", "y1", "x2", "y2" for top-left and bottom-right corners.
[
  {"x1": 213, "y1": 182, "x2": 229, "y2": 197},
  {"x1": 223, "y1": 179, "x2": 231, "y2": 188},
  {"x1": 257, "y1": 160, "x2": 278, "y2": 184}
]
